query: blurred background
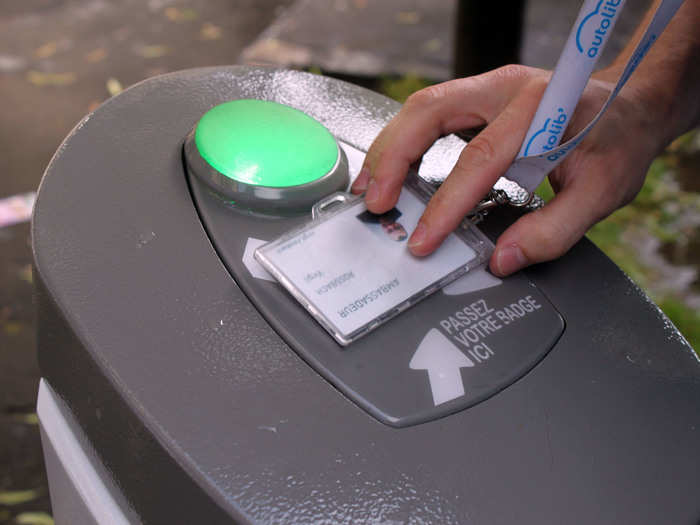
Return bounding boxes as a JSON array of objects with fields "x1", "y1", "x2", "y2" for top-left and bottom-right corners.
[{"x1": 1, "y1": 1, "x2": 697, "y2": 523}]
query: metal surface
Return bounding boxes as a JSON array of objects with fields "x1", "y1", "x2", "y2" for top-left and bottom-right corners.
[{"x1": 33, "y1": 67, "x2": 700, "y2": 524}]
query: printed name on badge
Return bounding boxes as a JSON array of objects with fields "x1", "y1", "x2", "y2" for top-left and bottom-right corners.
[{"x1": 255, "y1": 182, "x2": 491, "y2": 346}]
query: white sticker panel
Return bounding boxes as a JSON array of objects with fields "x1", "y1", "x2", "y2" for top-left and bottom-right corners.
[{"x1": 256, "y1": 187, "x2": 485, "y2": 345}]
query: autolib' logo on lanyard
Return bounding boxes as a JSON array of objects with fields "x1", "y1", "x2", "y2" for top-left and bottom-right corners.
[
  {"x1": 497, "y1": 0, "x2": 685, "y2": 195},
  {"x1": 576, "y1": 0, "x2": 623, "y2": 58}
]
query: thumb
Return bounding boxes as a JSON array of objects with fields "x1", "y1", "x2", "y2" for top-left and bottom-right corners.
[{"x1": 489, "y1": 181, "x2": 614, "y2": 276}]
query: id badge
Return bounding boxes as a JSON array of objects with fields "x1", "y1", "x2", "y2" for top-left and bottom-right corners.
[{"x1": 255, "y1": 175, "x2": 492, "y2": 345}]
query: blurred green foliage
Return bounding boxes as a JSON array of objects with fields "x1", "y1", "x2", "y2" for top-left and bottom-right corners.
[
  {"x1": 541, "y1": 135, "x2": 700, "y2": 353},
  {"x1": 658, "y1": 297, "x2": 700, "y2": 347},
  {"x1": 379, "y1": 74, "x2": 432, "y2": 103}
]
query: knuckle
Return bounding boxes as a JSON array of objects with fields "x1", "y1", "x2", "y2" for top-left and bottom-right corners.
[
  {"x1": 597, "y1": 187, "x2": 624, "y2": 213},
  {"x1": 423, "y1": 205, "x2": 458, "y2": 239},
  {"x1": 405, "y1": 84, "x2": 447, "y2": 108},
  {"x1": 427, "y1": 187, "x2": 451, "y2": 213},
  {"x1": 489, "y1": 64, "x2": 534, "y2": 83},
  {"x1": 524, "y1": 75, "x2": 549, "y2": 97},
  {"x1": 363, "y1": 146, "x2": 381, "y2": 173},
  {"x1": 619, "y1": 188, "x2": 640, "y2": 208},
  {"x1": 446, "y1": 75, "x2": 482, "y2": 92},
  {"x1": 526, "y1": 213, "x2": 574, "y2": 261},
  {"x1": 465, "y1": 135, "x2": 496, "y2": 165},
  {"x1": 616, "y1": 175, "x2": 646, "y2": 209},
  {"x1": 372, "y1": 149, "x2": 392, "y2": 179},
  {"x1": 586, "y1": 171, "x2": 641, "y2": 221}
]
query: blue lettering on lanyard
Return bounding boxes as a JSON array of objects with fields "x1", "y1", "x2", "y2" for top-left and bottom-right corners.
[
  {"x1": 522, "y1": 108, "x2": 568, "y2": 156},
  {"x1": 576, "y1": 0, "x2": 622, "y2": 58}
]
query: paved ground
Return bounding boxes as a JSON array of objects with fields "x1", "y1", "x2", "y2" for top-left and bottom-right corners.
[
  {"x1": 0, "y1": 1, "x2": 292, "y2": 521},
  {"x1": 241, "y1": 0, "x2": 651, "y2": 79}
]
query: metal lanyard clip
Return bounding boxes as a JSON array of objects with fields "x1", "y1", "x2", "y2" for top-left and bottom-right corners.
[{"x1": 467, "y1": 187, "x2": 540, "y2": 224}]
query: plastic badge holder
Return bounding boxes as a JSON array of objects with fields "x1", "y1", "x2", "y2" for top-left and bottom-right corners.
[{"x1": 255, "y1": 173, "x2": 492, "y2": 346}]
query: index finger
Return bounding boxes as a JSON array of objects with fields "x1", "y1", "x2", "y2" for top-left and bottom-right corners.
[
  {"x1": 408, "y1": 77, "x2": 547, "y2": 256},
  {"x1": 352, "y1": 65, "x2": 539, "y2": 214}
]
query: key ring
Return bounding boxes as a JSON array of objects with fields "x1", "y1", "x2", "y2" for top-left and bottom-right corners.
[{"x1": 467, "y1": 186, "x2": 541, "y2": 224}]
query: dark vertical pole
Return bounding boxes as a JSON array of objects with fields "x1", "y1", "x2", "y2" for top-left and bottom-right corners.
[{"x1": 454, "y1": 0, "x2": 526, "y2": 78}]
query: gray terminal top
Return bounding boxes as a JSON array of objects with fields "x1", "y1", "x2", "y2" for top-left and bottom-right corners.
[
  {"x1": 188, "y1": 156, "x2": 565, "y2": 426},
  {"x1": 183, "y1": 92, "x2": 564, "y2": 425},
  {"x1": 33, "y1": 67, "x2": 700, "y2": 524}
]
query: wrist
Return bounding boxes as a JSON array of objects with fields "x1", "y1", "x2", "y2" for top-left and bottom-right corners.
[
  {"x1": 599, "y1": 1, "x2": 700, "y2": 150},
  {"x1": 597, "y1": 61, "x2": 698, "y2": 155},
  {"x1": 590, "y1": 65, "x2": 670, "y2": 158}
]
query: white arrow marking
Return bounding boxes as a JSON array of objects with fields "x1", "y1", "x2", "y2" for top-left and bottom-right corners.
[
  {"x1": 410, "y1": 328, "x2": 474, "y2": 406},
  {"x1": 442, "y1": 265, "x2": 502, "y2": 296},
  {"x1": 242, "y1": 237, "x2": 276, "y2": 282}
]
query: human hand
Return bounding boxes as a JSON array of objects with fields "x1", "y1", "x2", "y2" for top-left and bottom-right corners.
[{"x1": 350, "y1": 64, "x2": 666, "y2": 277}]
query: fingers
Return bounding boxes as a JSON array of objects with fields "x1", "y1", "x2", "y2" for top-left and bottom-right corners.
[
  {"x1": 407, "y1": 77, "x2": 548, "y2": 256},
  {"x1": 488, "y1": 169, "x2": 618, "y2": 276},
  {"x1": 351, "y1": 65, "x2": 540, "y2": 214},
  {"x1": 487, "y1": 78, "x2": 659, "y2": 277}
]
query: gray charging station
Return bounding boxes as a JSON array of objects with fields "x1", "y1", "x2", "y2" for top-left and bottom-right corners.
[{"x1": 33, "y1": 67, "x2": 700, "y2": 524}]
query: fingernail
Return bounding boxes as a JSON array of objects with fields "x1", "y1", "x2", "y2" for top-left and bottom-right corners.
[
  {"x1": 365, "y1": 178, "x2": 380, "y2": 204},
  {"x1": 494, "y1": 243, "x2": 528, "y2": 276},
  {"x1": 352, "y1": 167, "x2": 370, "y2": 193},
  {"x1": 408, "y1": 222, "x2": 428, "y2": 249}
]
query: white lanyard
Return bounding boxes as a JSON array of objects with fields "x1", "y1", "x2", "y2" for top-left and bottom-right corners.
[{"x1": 503, "y1": 0, "x2": 685, "y2": 194}]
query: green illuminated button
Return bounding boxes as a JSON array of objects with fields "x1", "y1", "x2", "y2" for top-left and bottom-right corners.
[{"x1": 184, "y1": 99, "x2": 349, "y2": 213}]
